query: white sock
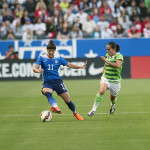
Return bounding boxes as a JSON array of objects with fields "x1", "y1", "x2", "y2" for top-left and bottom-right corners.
[
  {"x1": 92, "y1": 101, "x2": 100, "y2": 111},
  {"x1": 91, "y1": 94, "x2": 103, "y2": 111}
]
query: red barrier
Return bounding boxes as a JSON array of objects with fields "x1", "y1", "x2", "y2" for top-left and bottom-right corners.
[{"x1": 131, "y1": 56, "x2": 150, "y2": 78}]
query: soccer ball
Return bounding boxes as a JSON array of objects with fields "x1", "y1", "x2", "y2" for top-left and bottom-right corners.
[{"x1": 40, "y1": 110, "x2": 52, "y2": 122}]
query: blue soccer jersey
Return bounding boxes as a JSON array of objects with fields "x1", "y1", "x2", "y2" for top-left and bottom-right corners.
[{"x1": 36, "y1": 54, "x2": 68, "y2": 81}]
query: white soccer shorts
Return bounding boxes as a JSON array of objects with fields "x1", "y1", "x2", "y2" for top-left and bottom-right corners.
[{"x1": 100, "y1": 75, "x2": 121, "y2": 96}]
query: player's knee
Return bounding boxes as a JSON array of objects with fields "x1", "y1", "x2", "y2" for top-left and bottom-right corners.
[
  {"x1": 99, "y1": 90, "x2": 105, "y2": 95},
  {"x1": 42, "y1": 88, "x2": 53, "y2": 94},
  {"x1": 110, "y1": 95, "x2": 116, "y2": 101},
  {"x1": 42, "y1": 89, "x2": 46, "y2": 95},
  {"x1": 42, "y1": 88, "x2": 49, "y2": 94}
]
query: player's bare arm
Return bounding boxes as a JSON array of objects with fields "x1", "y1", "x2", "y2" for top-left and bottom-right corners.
[
  {"x1": 102, "y1": 65, "x2": 106, "y2": 74},
  {"x1": 101, "y1": 56, "x2": 122, "y2": 68},
  {"x1": 33, "y1": 64, "x2": 44, "y2": 73},
  {"x1": 66, "y1": 60, "x2": 87, "y2": 69}
]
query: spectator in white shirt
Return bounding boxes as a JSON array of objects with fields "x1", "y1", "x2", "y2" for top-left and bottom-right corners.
[
  {"x1": 74, "y1": 9, "x2": 88, "y2": 29},
  {"x1": 12, "y1": 15, "x2": 21, "y2": 27},
  {"x1": 143, "y1": 23, "x2": 150, "y2": 38},
  {"x1": 82, "y1": 15, "x2": 96, "y2": 37},
  {"x1": 70, "y1": 23, "x2": 83, "y2": 39},
  {"x1": 18, "y1": 0, "x2": 26, "y2": 5},
  {"x1": 97, "y1": 15, "x2": 109, "y2": 32},
  {"x1": 22, "y1": 28, "x2": 33, "y2": 41},
  {"x1": 118, "y1": 9, "x2": 130, "y2": 23},
  {"x1": 22, "y1": 17, "x2": 34, "y2": 32},
  {"x1": 34, "y1": 17, "x2": 46, "y2": 36},
  {"x1": 118, "y1": 15, "x2": 132, "y2": 33},
  {"x1": 107, "y1": 0, "x2": 117, "y2": 13},
  {"x1": 89, "y1": 0, "x2": 101, "y2": 9},
  {"x1": 101, "y1": 24, "x2": 114, "y2": 39},
  {"x1": 112, "y1": 2, "x2": 123, "y2": 18},
  {"x1": 64, "y1": 8, "x2": 75, "y2": 26},
  {"x1": 13, "y1": 20, "x2": 23, "y2": 38}
]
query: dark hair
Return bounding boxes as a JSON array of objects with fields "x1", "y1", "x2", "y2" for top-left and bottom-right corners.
[
  {"x1": 107, "y1": 41, "x2": 120, "y2": 52},
  {"x1": 9, "y1": 45, "x2": 13, "y2": 49},
  {"x1": 47, "y1": 40, "x2": 56, "y2": 49}
]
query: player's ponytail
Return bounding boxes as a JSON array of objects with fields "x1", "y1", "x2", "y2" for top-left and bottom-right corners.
[
  {"x1": 116, "y1": 44, "x2": 120, "y2": 52},
  {"x1": 108, "y1": 41, "x2": 120, "y2": 52},
  {"x1": 47, "y1": 40, "x2": 56, "y2": 50}
]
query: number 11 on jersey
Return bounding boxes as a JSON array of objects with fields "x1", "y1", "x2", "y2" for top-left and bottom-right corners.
[{"x1": 48, "y1": 64, "x2": 54, "y2": 70}]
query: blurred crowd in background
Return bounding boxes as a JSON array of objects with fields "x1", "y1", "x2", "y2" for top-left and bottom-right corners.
[{"x1": 0, "y1": 0, "x2": 150, "y2": 41}]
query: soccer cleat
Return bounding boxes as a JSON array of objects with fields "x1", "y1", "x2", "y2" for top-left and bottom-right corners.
[
  {"x1": 74, "y1": 113, "x2": 83, "y2": 120},
  {"x1": 88, "y1": 110, "x2": 95, "y2": 117},
  {"x1": 50, "y1": 106, "x2": 62, "y2": 114},
  {"x1": 110, "y1": 104, "x2": 115, "y2": 114}
]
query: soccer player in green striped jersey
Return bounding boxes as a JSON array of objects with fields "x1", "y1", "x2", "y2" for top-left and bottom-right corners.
[{"x1": 88, "y1": 41, "x2": 123, "y2": 116}]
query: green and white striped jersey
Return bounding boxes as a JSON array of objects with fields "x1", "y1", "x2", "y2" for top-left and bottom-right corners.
[{"x1": 104, "y1": 53, "x2": 123, "y2": 83}]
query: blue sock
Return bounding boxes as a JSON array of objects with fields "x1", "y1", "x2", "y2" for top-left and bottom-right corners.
[
  {"x1": 45, "y1": 92, "x2": 57, "y2": 107},
  {"x1": 66, "y1": 101, "x2": 76, "y2": 114}
]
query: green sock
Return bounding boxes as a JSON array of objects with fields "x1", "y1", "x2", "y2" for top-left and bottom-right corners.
[
  {"x1": 95, "y1": 93, "x2": 103, "y2": 103},
  {"x1": 112, "y1": 98, "x2": 117, "y2": 105},
  {"x1": 92, "y1": 93, "x2": 103, "y2": 111}
]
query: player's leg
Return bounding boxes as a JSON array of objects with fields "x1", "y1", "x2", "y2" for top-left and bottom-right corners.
[
  {"x1": 110, "y1": 94, "x2": 117, "y2": 104},
  {"x1": 54, "y1": 79, "x2": 83, "y2": 120},
  {"x1": 42, "y1": 88, "x2": 62, "y2": 114},
  {"x1": 42, "y1": 81, "x2": 62, "y2": 114},
  {"x1": 59, "y1": 92, "x2": 83, "y2": 120},
  {"x1": 88, "y1": 83, "x2": 108, "y2": 117},
  {"x1": 42, "y1": 88, "x2": 56, "y2": 106},
  {"x1": 109, "y1": 94, "x2": 117, "y2": 114},
  {"x1": 59, "y1": 92, "x2": 76, "y2": 114},
  {"x1": 109, "y1": 82, "x2": 120, "y2": 114}
]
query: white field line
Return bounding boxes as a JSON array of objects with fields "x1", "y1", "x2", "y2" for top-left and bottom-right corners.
[
  {"x1": 60, "y1": 104, "x2": 150, "y2": 107},
  {"x1": 1, "y1": 112, "x2": 150, "y2": 117}
]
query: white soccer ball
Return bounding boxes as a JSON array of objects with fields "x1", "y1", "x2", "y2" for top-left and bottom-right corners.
[{"x1": 40, "y1": 110, "x2": 52, "y2": 122}]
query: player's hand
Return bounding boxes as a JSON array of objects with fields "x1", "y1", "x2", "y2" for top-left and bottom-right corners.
[
  {"x1": 38, "y1": 69, "x2": 44, "y2": 73},
  {"x1": 81, "y1": 60, "x2": 87, "y2": 69}
]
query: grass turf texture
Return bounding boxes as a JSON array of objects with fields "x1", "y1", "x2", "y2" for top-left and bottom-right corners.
[{"x1": 0, "y1": 79, "x2": 150, "y2": 150}]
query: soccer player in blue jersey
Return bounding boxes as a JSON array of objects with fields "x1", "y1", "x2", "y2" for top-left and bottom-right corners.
[
  {"x1": 33, "y1": 40, "x2": 87, "y2": 120},
  {"x1": 88, "y1": 41, "x2": 123, "y2": 116}
]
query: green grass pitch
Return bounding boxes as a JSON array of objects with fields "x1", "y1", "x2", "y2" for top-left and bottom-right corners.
[{"x1": 0, "y1": 79, "x2": 150, "y2": 150}]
